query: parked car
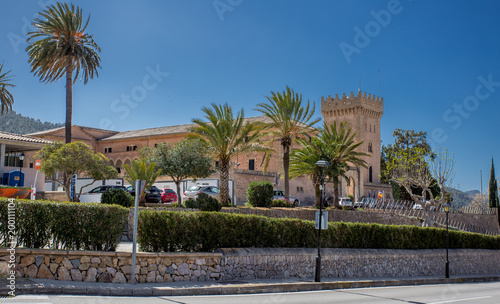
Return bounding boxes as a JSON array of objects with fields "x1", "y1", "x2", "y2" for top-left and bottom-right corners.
[
  {"x1": 126, "y1": 185, "x2": 162, "y2": 203},
  {"x1": 86, "y1": 185, "x2": 127, "y2": 193},
  {"x1": 183, "y1": 185, "x2": 220, "y2": 201},
  {"x1": 338, "y1": 197, "x2": 354, "y2": 209},
  {"x1": 273, "y1": 190, "x2": 300, "y2": 207},
  {"x1": 160, "y1": 188, "x2": 177, "y2": 203}
]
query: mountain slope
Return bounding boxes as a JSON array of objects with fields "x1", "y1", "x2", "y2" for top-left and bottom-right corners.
[{"x1": 0, "y1": 111, "x2": 63, "y2": 135}]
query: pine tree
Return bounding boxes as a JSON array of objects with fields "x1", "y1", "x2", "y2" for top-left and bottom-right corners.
[{"x1": 488, "y1": 158, "x2": 499, "y2": 208}]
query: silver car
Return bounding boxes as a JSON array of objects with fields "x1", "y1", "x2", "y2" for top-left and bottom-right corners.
[
  {"x1": 182, "y1": 185, "x2": 220, "y2": 201},
  {"x1": 273, "y1": 190, "x2": 300, "y2": 206}
]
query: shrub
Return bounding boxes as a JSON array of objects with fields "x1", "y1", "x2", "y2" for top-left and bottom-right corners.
[
  {"x1": 271, "y1": 199, "x2": 294, "y2": 208},
  {"x1": 197, "y1": 193, "x2": 222, "y2": 212},
  {"x1": 183, "y1": 198, "x2": 198, "y2": 209},
  {"x1": 137, "y1": 210, "x2": 500, "y2": 252},
  {"x1": 101, "y1": 188, "x2": 134, "y2": 207},
  {"x1": 246, "y1": 181, "x2": 273, "y2": 207},
  {"x1": 0, "y1": 198, "x2": 128, "y2": 251}
]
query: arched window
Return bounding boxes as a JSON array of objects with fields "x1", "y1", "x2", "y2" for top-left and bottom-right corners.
[
  {"x1": 368, "y1": 143, "x2": 373, "y2": 153},
  {"x1": 369, "y1": 166, "x2": 373, "y2": 183}
]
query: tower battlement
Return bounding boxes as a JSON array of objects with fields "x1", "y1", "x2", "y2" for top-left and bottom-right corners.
[{"x1": 321, "y1": 91, "x2": 383, "y2": 115}]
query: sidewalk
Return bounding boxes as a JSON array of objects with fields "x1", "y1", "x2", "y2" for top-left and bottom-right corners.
[{"x1": 3, "y1": 274, "x2": 500, "y2": 297}]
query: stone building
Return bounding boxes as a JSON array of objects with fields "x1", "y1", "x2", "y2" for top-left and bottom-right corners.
[
  {"x1": 28, "y1": 91, "x2": 391, "y2": 204},
  {"x1": 321, "y1": 91, "x2": 392, "y2": 199}
]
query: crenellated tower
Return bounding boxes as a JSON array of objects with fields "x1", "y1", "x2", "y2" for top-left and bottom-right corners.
[{"x1": 321, "y1": 91, "x2": 389, "y2": 199}]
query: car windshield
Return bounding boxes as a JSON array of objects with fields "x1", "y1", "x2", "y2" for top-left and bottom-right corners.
[
  {"x1": 274, "y1": 190, "x2": 284, "y2": 196},
  {"x1": 166, "y1": 189, "x2": 175, "y2": 193},
  {"x1": 187, "y1": 186, "x2": 201, "y2": 191},
  {"x1": 212, "y1": 187, "x2": 219, "y2": 193}
]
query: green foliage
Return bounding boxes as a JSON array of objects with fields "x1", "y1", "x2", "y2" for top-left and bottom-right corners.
[
  {"x1": 489, "y1": 158, "x2": 499, "y2": 208},
  {"x1": 123, "y1": 158, "x2": 161, "y2": 201},
  {"x1": 182, "y1": 198, "x2": 198, "y2": 209},
  {"x1": 290, "y1": 121, "x2": 368, "y2": 207},
  {"x1": 101, "y1": 188, "x2": 133, "y2": 207},
  {"x1": 181, "y1": 194, "x2": 222, "y2": 212},
  {"x1": 27, "y1": 2, "x2": 101, "y2": 84},
  {"x1": 0, "y1": 63, "x2": 15, "y2": 114},
  {"x1": 197, "y1": 193, "x2": 223, "y2": 212},
  {"x1": 246, "y1": 181, "x2": 274, "y2": 207},
  {"x1": 0, "y1": 198, "x2": 128, "y2": 250},
  {"x1": 137, "y1": 210, "x2": 500, "y2": 252},
  {"x1": 271, "y1": 199, "x2": 294, "y2": 208},
  {"x1": 140, "y1": 139, "x2": 214, "y2": 205},
  {"x1": 35, "y1": 141, "x2": 118, "y2": 201},
  {"x1": 255, "y1": 86, "x2": 321, "y2": 201},
  {"x1": 189, "y1": 103, "x2": 269, "y2": 206},
  {"x1": 0, "y1": 110, "x2": 63, "y2": 134}
]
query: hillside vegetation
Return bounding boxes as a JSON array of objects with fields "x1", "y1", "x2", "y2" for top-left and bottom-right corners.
[{"x1": 0, "y1": 111, "x2": 63, "y2": 135}]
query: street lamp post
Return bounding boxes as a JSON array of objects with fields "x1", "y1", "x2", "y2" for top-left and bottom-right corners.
[
  {"x1": 315, "y1": 160, "x2": 330, "y2": 283},
  {"x1": 18, "y1": 152, "x2": 25, "y2": 187},
  {"x1": 443, "y1": 203, "x2": 451, "y2": 278}
]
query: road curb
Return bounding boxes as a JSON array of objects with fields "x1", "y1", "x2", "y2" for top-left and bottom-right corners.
[{"x1": 3, "y1": 275, "x2": 500, "y2": 297}]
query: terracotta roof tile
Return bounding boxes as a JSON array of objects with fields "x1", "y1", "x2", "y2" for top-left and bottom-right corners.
[{"x1": 0, "y1": 131, "x2": 53, "y2": 144}]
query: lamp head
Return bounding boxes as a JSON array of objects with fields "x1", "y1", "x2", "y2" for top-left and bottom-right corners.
[
  {"x1": 443, "y1": 203, "x2": 451, "y2": 213},
  {"x1": 19, "y1": 152, "x2": 25, "y2": 161},
  {"x1": 315, "y1": 160, "x2": 330, "y2": 168}
]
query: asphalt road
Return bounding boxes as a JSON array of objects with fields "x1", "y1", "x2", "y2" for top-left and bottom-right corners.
[{"x1": 3, "y1": 282, "x2": 499, "y2": 304}]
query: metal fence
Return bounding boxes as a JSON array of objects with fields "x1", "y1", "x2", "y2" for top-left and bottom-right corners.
[{"x1": 356, "y1": 198, "x2": 499, "y2": 236}]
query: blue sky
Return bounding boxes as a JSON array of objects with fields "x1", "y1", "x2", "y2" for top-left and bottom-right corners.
[{"x1": 1, "y1": 0, "x2": 500, "y2": 192}]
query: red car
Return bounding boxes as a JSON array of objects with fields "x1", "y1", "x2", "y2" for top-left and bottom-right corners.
[{"x1": 160, "y1": 188, "x2": 177, "y2": 203}]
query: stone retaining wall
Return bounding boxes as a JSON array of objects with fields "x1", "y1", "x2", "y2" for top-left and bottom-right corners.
[{"x1": 1, "y1": 248, "x2": 499, "y2": 283}]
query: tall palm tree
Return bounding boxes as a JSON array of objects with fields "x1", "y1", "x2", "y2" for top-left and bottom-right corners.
[
  {"x1": 0, "y1": 63, "x2": 15, "y2": 114},
  {"x1": 323, "y1": 122, "x2": 369, "y2": 208},
  {"x1": 290, "y1": 122, "x2": 368, "y2": 207},
  {"x1": 190, "y1": 103, "x2": 268, "y2": 206},
  {"x1": 256, "y1": 86, "x2": 320, "y2": 201},
  {"x1": 27, "y1": 2, "x2": 101, "y2": 143}
]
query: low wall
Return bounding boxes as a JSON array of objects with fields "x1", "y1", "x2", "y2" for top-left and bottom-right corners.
[
  {"x1": 36, "y1": 191, "x2": 68, "y2": 202},
  {"x1": 2, "y1": 248, "x2": 499, "y2": 283}
]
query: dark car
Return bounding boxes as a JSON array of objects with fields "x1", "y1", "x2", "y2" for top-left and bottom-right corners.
[
  {"x1": 126, "y1": 185, "x2": 162, "y2": 203},
  {"x1": 87, "y1": 185, "x2": 126, "y2": 193},
  {"x1": 159, "y1": 188, "x2": 177, "y2": 203}
]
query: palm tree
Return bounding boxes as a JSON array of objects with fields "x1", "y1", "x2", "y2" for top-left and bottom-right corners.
[
  {"x1": 290, "y1": 122, "x2": 368, "y2": 207},
  {"x1": 323, "y1": 122, "x2": 369, "y2": 208},
  {"x1": 123, "y1": 158, "x2": 162, "y2": 205},
  {"x1": 256, "y1": 86, "x2": 320, "y2": 201},
  {"x1": 189, "y1": 103, "x2": 268, "y2": 206},
  {"x1": 27, "y1": 2, "x2": 101, "y2": 143},
  {"x1": 0, "y1": 63, "x2": 15, "y2": 114}
]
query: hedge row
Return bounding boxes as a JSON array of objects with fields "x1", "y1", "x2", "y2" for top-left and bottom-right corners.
[
  {"x1": 138, "y1": 210, "x2": 500, "y2": 252},
  {"x1": 0, "y1": 198, "x2": 128, "y2": 251}
]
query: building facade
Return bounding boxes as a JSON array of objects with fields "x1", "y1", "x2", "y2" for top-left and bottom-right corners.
[{"x1": 29, "y1": 91, "x2": 391, "y2": 204}]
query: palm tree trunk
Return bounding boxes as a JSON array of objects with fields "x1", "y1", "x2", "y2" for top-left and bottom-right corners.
[
  {"x1": 65, "y1": 59, "x2": 73, "y2": 143},
  {"x1": 333, "y1": 178, "x2": 340, "y2": 208},
  {"x1": 219, "y1": 159, "x2": 230, "y2": 206},
  {"x1": 283, "y1": 143, "x2": 290, "y2": 201}
]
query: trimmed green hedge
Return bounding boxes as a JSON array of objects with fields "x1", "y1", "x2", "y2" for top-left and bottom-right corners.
[
  {"x1": 137, "y1": 210, "x2": 500, "y2": 252},
  {"x1": 0, "y1": 198, "x2": 128, "y2": 251}
]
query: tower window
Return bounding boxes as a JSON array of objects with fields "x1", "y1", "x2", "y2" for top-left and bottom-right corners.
[
  {"x1": 249, "y1": 159, "x2": 255, "y2": 171},
  {"x1": 368, "y1": 143, "x2": 373, "y2": 153},
  {"x1": 369, "y1": 166, "x2": 373, "y2": 183},
  {"x1": 104, "y1": 147, "x2": 112, "y2": 153}
]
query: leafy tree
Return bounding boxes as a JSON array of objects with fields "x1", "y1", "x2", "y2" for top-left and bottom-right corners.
[
  {"x1": 27, "y1": 2, "x2": 101, "y2": 143},
  {"x1": 141, "y1": 139, "x2": 214, "y2": 205},
  {"x1": 489, "y1": 158, "x2": 499, "y2": 208},
  {"x1": 381, "y1": 129, "x2": 441, "y2": 207},
  {"x1": 290, "y1": 122, "x2": 368, "y2": 207},
  {"x1": 0, "y1": 63, "x2": 15, "y2": 114},
  {"x1": 123, "y1": 159, "x2": 161, "y2": 205},
  {"x1": 189, "y1": 103, "x2": 269, "y2": 206},
  {"x1": 255, "y1": 86, "x2": 320, "y2": 201},
  {"x1": 35, "y1": 141, "x2": 117, "y2": 201}
]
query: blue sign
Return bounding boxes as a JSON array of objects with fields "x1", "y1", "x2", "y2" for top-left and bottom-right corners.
[{"x1": 70, "y1": 174, "x2": 77, "y2": 200}]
